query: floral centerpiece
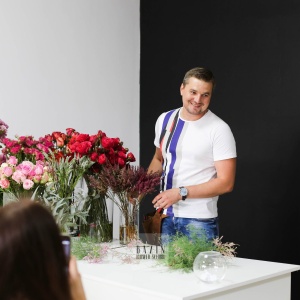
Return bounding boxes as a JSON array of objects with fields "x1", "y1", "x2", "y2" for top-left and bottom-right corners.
[
  {"x1": 0, "y1": 129, "x2": 93, "y2": 233},
  {"x1": 46, "y1": 128, "x2": 136, "y2": 241},
  {"x1": 0, "y1": 134, "x2": 53, "y2": 203},
  {"x1": 0, "y1": 155, "x2": 52, "y2": 201},
  {"x1": 88, "y1": 163, "x2": 161, "y2": 244}
]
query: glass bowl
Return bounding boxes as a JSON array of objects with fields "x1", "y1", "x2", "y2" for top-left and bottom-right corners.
[{"x1": 193, "y1": 251, "x2": 227, "y2": 283}]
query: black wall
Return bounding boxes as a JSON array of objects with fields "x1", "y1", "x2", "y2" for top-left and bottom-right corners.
[{"x1": 140, "y1": 0, "x2": 300, "y2": 298}]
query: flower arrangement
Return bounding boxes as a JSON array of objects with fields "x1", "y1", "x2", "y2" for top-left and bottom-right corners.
[
  {"x1": 46, "y1": 128, "x2": 137, "y2": 240},
  {"x1": 1, "y1": 135, "x2": 53, "y2": 163},
  {"x1": 0, "y1": 155, "x2": 52, "y2": 201},
  {"x1": 0, "y1": 121, "x2": 146, "y2": 239},
  {"x1": 87, "y1": 163, "x2": 161, "y2": 243}
]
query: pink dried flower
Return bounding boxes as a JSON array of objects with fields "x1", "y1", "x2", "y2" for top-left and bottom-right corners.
[{"x1": 0, "y1": 119, "x2": 8, "y2": 142}]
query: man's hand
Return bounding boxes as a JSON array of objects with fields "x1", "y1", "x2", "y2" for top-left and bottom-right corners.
[{"x1": 152, "y1": 188, "x2": 181, "y2": 209}]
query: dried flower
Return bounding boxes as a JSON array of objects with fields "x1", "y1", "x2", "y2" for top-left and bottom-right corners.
[
  {"x1": 212, "y1": 236, "x2": 238, "y2": 258},
  {"x1": 0, "y1": 119, "x2": 8, "y2": 142}
]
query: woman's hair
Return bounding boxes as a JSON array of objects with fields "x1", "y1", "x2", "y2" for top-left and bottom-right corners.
[{"x1": 0, "y1": 200, "x2": 72, "y2": 300}]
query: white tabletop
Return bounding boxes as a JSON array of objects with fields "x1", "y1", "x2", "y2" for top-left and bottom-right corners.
[{"x1": 77, "y1": 242, "x2": 300, "y2": 300}]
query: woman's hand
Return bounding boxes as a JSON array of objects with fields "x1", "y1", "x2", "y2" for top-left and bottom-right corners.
[{"x1": 69, "y1": 255, "x2": 87, "y2": 300}]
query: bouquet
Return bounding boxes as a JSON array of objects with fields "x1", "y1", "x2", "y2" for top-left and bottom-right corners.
[{"x1": 0, "y1": 155, "x2": 52, "y2": 201}]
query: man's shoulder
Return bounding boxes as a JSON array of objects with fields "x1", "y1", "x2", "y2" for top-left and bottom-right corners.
[
  {"x1": 157, "y1": 108, "x2": 180, "y2": 121},
  {"x1": 207, "y1": 110, "x2": 231, "y2": 127}
]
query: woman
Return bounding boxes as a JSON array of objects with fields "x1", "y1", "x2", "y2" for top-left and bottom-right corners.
[{"x1": 0, "y1": 200, "x2": 86, "y2": 300}]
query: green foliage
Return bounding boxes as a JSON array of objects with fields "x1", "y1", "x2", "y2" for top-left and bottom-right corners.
[
  {"x1": 44, "y1": 151, "x2": 94, "y2": 199},
  {"x1": 161, "y1": 226, "x2": 238, "y2": 272},
  {"x1": 71, "y1": 236, "x2": 109, "y2": 262},
  {"x1": 0, "y1": 191, "x2": 3, "y2": 206},
  {"x1": 42, "y1": 189, "x2": 89, "y2": 233},
  {"x1": 163, "y1": 229, "x2": 216, "y2": 272},
  {"x1": 40, "y1": 151, "x2": 94, "y2": 232}
]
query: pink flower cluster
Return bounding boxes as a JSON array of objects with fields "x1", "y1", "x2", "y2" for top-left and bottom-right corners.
[{"x1": 0, "y1": 156, "x2": 52, "y2": 193}]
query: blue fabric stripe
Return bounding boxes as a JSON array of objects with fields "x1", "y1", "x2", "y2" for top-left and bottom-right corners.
[
  {"x1": 166, "y1": 118, "x2": 185, "y2": 216},
  {"x1": 162, "y1": 109, "x2": 176, "y2": 131}
]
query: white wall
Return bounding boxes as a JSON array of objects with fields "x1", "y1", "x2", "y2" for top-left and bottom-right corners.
[
  {"x1": 0, "y1": 0, "x2": 140, "y2": 163},
  {"x1": 0, "y1": 0, "x2": 140, "y2": 239}
]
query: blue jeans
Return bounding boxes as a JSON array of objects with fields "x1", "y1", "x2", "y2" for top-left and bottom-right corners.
[{"x1": 161, "y1": 216, "x2": 219, "y2": 244}]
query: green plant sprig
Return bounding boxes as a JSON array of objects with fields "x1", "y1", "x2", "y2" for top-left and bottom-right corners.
[{"x1": 161, "y1": 227, "x2": 238, "y2": 272}]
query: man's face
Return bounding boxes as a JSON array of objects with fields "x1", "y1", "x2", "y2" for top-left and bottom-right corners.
[{"x1": 180, "y1": 77, "x2": 213, "y2": 120}]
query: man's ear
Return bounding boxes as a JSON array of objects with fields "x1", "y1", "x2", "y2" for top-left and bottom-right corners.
[{"x1": 180, "y1": 83, "x2": 184, "y2": 95}]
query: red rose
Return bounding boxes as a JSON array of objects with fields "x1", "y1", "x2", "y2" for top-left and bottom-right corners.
[
  {"x1": 101, "y1": 137, "x2": 114, "y2": 149},
  {"x1": 97, "y1": 130, "x2": 105, "y2": 138},
  {"x1": 117, "y1": 157, "x2": 125, "y2": 167},
  {"x1": 89, "y1": 135, "x2": 98, "y2": 144},
  {"x1": 52, "y1": 132, "x2": 63, "y2": 139},
  {"x1": 54, "y1": 152, "x2": 64, "y2": 161},
  {"x1": 90, "y1": 152, "x2": 98, "y2": 161},
  {"x1": 56, "y1": 137, "x2": 65, "y2": 147},
  {"x1": 76, "y1": 141, "x2": 92, "y2": 155},
  {"x1": 98, "y1": 154, "x2": 106, "y2": 165},
  {"x1": 127, "y1": 152, "x2": 136, "y2": 162},
  {"x1": 76, "y1": 134, "x2": 90, "y2": 143},
  {"x1": 66, "y1": 128, "x2": 76, "y2": 136},
  {"x1": 11, "y1": 145, "x2": 21, "y2": 154},
  {"x1": 118, "y1": 151, "x2": 127, "y2": 159}
]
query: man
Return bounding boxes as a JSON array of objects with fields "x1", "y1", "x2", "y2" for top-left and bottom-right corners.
[{"x1": 149, "y1": 67, "x2": 237, "y2": 242}]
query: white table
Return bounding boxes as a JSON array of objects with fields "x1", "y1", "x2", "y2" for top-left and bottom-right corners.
[{"x1": 77, "y1": 242, "x2": 300, "y2": 300}]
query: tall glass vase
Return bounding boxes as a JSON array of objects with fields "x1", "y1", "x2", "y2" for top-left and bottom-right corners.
[
  {"x1": 119, "y1": 200, "x2": 139, "y2": 244},
  {"x1": 81, "y1": 192, "x2": 113, "y2": 242}
]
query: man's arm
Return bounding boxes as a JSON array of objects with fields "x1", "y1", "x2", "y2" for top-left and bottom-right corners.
[
  {"x1": 148, "y1": 147, "x2": 163, "y2": 174},
  {"x1": 152, "y1": 158, "x2": 236, "y2": 209}
]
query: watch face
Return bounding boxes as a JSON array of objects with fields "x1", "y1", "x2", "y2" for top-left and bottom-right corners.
[{"x1": 180, "y1": 187, "x2": 188, "y2": 196}]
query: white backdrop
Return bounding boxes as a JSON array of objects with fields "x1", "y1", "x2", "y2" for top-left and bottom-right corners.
[{"x1": 0, "y1": 0, "x2": 140, "y2": 238}]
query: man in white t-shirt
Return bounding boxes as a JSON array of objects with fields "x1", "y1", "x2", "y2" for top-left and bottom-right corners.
[{"x1": 148, "y1": 67, "x2": 237, "y2": 243}]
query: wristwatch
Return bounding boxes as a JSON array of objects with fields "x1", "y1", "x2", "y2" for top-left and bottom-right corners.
[{"x1": 179, "y1": 186, "x2": 188, "y2": 201}]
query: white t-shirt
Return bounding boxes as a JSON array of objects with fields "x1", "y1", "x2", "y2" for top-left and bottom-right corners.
[{"x1": 154, "y1": 108, "x2": 237, "y2": 218}]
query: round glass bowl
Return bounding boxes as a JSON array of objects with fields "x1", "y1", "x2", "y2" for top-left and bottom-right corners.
[{"x1": 193, "y1": 251, "x2": 227, "y2": 283}]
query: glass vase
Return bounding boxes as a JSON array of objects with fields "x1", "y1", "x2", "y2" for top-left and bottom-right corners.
[
  {"x1": 193, "y1": 251, "x2": 227, "y2": 283},
  {"x1": 81, "y1": 193, "x2": 113, "y2": 242},
  {"x1": 119, "y1": 201, "x2": 139, "y2": 244}
]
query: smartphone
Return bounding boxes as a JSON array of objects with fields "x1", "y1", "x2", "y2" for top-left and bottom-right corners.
[{"x1": 61, "y1": 235, "x2": 71, "y2": 262}]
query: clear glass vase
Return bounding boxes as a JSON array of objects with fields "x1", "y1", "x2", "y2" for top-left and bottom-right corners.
[
  {"x1": 119, "y1": 201, "x2": 139, "y2": 245},
  {"x1": 193, "y1": 251, "x2": 227, "y2": 283},
  {"x1": 81, "y1": 193, "x2": 113, "y2": 242}
]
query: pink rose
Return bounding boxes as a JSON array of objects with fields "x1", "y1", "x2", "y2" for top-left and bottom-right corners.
[
  {"x1": 23, "y1": 179, "x2": 34, "y2": 190},
  {"x1": 17, "y1": 161, "x2": 34, "y2": 175},
  {"x1": 41, "y1": 172, "x2": 50, "y2": 184},
  {"x1": 0, "y1": 178, "x2": 10, "y2": 189},
  {"x1": 7, "y1": 156, "x2": 18, "y2": 166},
  {"x1": 2, "y1": 166, "x2": 13, "y2": 177},
  {"x1": 33, "y1": 175, "x2": 42, "y2": 183},
  {"x1": 12, "y1": 170, "x2": 26, "y2": 183},
  {"x1": 33, "y1": 164, "x2": 44, "y2": 176}
]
